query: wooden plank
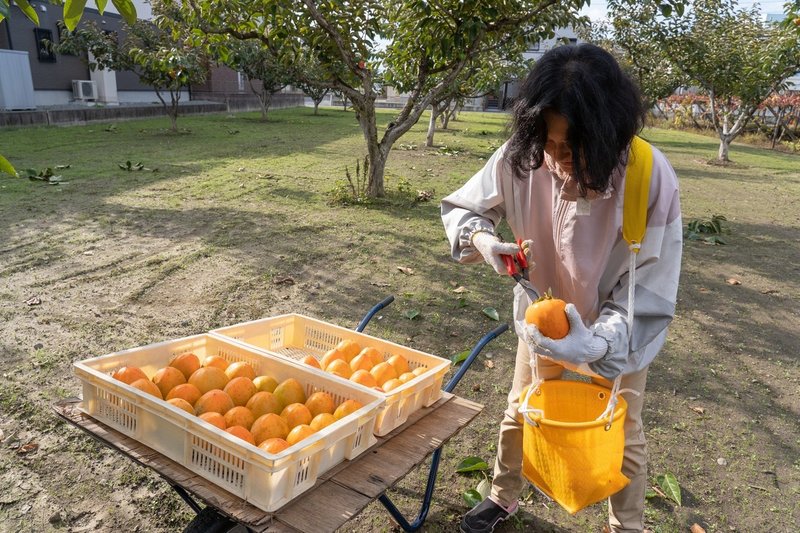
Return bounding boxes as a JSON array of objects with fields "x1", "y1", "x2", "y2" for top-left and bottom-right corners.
[
  {"x1": 52, "y1": 399, "x2": 278, "y2": 532},
  {"x1": 327, "y1": 396, "x2": 482, "y2": 498},
  {"x1": 272, "y1": 481, "x2": 372, "y2": 532},
  {"x1": 316, "y1": 393, "x2": 455, "y2": 482}
]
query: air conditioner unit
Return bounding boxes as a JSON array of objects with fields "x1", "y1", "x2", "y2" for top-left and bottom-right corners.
[{"x1": 72, "y1": 80, "x2": 97, "y2": 101}]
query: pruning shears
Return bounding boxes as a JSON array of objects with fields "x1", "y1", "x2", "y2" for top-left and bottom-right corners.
[{"x1": 501, "y1": 238, "x2": 540, "y2": 301}]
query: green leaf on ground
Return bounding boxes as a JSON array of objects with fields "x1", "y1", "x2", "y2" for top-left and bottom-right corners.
[
  {"x1": 482, "y1": 307, "x2": 499, "y2": 321},
  {"x1": 451, "y1": 350, "x2": 469, "y2": 365},
  {"x1": 463, "y1": 489, "x2": 482, "y2": 507},
  {"x1": 657, "y1": 472, "x2": 682, "y2": 506},
  {"x1": 404, "y1": 309, "x2": 420, "y2": 320},
  {"x1": 456, "y1": 456, "x2": 489, "y2": 473}
]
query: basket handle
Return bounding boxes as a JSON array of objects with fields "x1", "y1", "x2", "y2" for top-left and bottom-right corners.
[
  {"x1": 519, "y1": 351, "x2": 634, "y2": 430},
  {"x1": 518, "y1": 380, "x2": 544, "y2": 427}
]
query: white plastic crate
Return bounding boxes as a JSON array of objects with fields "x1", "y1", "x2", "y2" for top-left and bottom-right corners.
[
  {"x1": 73, "y1": 334, "x2": 384, "y2": 512},
  {"x1": 210, "y1": 314, "x2": 452, "y2": 436}
]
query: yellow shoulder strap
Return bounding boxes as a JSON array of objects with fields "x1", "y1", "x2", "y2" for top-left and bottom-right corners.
[{"x1": 622, "y1": 136, "x2": 653, "y2": 253}]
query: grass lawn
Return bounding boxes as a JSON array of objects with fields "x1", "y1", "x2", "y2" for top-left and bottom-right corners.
[{"x1": 0, "y1": 107, "x2": 798, "y2": 532}]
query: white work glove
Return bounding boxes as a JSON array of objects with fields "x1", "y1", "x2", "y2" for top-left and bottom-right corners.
[
  {"x1": 524, "y1": 303, "x2": 609, "y2": 366},
  {"x1": 470, "y1": 231, "x2": 521, "y2": 275}
]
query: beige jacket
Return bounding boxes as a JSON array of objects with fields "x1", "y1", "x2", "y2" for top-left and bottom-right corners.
[{"x1": 441, "y1": 142, "x2": 682, "y2": 374}]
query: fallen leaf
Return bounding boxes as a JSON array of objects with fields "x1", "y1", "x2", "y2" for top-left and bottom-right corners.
[
  {"x1": 25, "y1": 296, "x2": 41, "y2": 306},
  {"x1": 472, "y1": 383, "x2": 481, "y2": 392},
  {"x1": 397, "y1": 266, "x2": 415, "y2": 275},
  {"x1": 698, "y1": 287, "x2": 709, "y2": 293},
  {"x1": 82, "y1": 250, "x2": 94, "y2": 256},
  {"x1": 690, "y1": 406, "x2": 706, "y2": 415},
  {"x1": 725, "y1": 278, "x2": 741, "y2": 285},
  {"x1": 404, "y1": 309, "x2": 420, "y2": 320},
  {"x1": 484, "y1": 360, "x2": 494, "y2": 369},
  {"x1": 690, "y1": 524, "x2": 706, "y2": 533},
  {"x1": 17, "y1": 441, "x2": 38, "y2": 455},
  {"x1": 452, "y1": 286, "x2": 468, "y2": 294},
  {"x1": 761, "y1": 289, "x2": 778, "y2": 294},
  {"x1": 449, "y1": 281, "x2": 458, "y2": 287},
  {"x1": 274, "y1": 276, "x2": 295, "y2": 285},
  {"x1": 371, "y1": 281, "x2": 390, "y2": 288}
]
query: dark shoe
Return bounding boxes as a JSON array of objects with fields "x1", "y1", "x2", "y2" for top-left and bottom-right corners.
[{"x1": 460, "y1": 497, "x2": 518, "y2": 533}]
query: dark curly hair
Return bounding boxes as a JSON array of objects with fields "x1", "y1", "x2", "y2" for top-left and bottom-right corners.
[{"x1": 506, "y1": 43, "x2": 645, "y2": 194}]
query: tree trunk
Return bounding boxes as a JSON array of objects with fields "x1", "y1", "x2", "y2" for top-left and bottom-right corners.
[
  {"x1": 367, "y1": 145, "x2": 389, "y2": 198},
  {"x1": 441, "y1": 104, "x2": 452, "y2": 129},
  {"x1": 258, "y1": 90, "x2": 272, "y2": 121},
  {"x1": 440, "y1": 98, "x2": 453, "y2": 129},
  {"x1": 313, "y1": 98, "x2": 321, "y2": 115},
  {"x1": 717, "y1": 136, "x2": 731, "y2": 161},
  {"x1": 426, "y1": 104, "x2": 441, "y2": 147},
  {"x1": 169, "y1": 105, "x2": 178, "y2": 132},
  {"x1": 354, "y1": 101, "x2": 386, "y2": 198}
]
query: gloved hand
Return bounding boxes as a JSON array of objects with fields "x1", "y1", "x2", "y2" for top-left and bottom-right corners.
[
  {"x1": 588, "y1": 351, "x2": 627, "y2": 380},
  {"x1": 524, "y1": 303, "x2": 609, "y2": 366},
  {"x1": 470, "y1": 231, "x2": 521, "y2": 275}
]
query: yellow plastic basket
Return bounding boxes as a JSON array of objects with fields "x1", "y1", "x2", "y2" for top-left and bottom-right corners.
[{"x1": 519, "y1": 380, "x2": 629, "y2": 514}]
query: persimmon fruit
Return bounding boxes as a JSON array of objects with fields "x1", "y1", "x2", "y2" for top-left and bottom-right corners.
[{"x1": 524, "y1": 291, "x2": 570, "y2": 340}]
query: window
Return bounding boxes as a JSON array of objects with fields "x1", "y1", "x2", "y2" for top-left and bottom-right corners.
[
  {"x1": 237, "y1": 71, "x2": 246, "y2": 92},
  {"x1": 34, "y1": 28, "x2": 57, "y2": 62}
]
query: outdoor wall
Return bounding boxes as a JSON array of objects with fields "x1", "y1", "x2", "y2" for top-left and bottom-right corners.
[{"x1": 192, "y1": 64, "x2": 305, "y2": 112}]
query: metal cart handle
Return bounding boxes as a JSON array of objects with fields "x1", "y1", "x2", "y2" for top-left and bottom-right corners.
[
  {"x1": 355, "y1": 295, "x2": 395, "y2": 332},
  {"x1": 378, "y1": 322, "x2": 509, "y2": 532}
]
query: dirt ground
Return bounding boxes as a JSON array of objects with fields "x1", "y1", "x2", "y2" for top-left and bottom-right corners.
[{"x1": 0, "y1": 112, "x2": 798, "y2": 533}]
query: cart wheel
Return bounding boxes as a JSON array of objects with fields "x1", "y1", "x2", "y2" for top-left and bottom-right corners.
[{"x1": 183, "y1": 506, "x2": 249, "y2": 533}]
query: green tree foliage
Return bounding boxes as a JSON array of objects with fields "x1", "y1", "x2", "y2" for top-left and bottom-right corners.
[
  {"x1": 603, "y1": 2, "x2": 687, "y2": 118},
  {"x1": 293, "y1": 54, "x2": 331, "y2": 116},
  {"x1": 57, "y1": 21, "x2": 207, "y2": 132},
  {"x1": 425, "y1": 50, "x2": 532, "y2": 147},
  {"x1": 215, "y1": 40, "x2": 293, "y2": 121},
  {"x1": 165, "y1": 0, "x2": 589, "y2": 197},
  {"x1": 608, "y1": 0, "x2": 800, "y2": 162},
  {"x1": 0, "y1": 0, "x2": 136, "y2": 29}
]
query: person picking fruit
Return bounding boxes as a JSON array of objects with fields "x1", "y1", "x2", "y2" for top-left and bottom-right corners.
[{"x1": 441, "y1": 43, "x2": 682, "y2": 533}]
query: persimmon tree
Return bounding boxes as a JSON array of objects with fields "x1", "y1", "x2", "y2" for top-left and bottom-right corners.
[
  {"x1": 603, "y1": 2, "x2": 686, "y2": 119},
  {"x1": 216, "y1": 40, "x2": 294, "y2": 121},
  {"x1": 609, "y1": 0, "x2": 800, "y2": 162},
  {"x1": 166, "y1": 0, "x2": 589, "y2": 198},
  {"x1": 57, "y1": 20, "x2": 206, "y2": 132},
  {"x1": 425, "y1": 51, "x2": 532, "y2": 147},
  {"x1": 294, "y1": 55, "x2": 331, "y2": 116}
]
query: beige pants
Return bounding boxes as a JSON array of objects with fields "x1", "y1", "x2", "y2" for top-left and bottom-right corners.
[{"x1": 490, "y1": 339, "x2": 649, "y2": 533}]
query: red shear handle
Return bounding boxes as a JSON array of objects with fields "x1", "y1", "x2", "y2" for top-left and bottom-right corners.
[
  {"x1": 501, "y1": 254, "x2": 517, "y2": 276},
  {"x1": 502, "y1": 239, "x2": 528, "y2": 276},
  {"x1": 514, "y1": 238, "x2": 528, "y2": 270}
]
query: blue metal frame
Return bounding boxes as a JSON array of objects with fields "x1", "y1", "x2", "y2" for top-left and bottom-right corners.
[
  {"x1": 355, "y1": 295, "x2": 395, "y2": 332},
  {"x1": 377, "y1": 323, "x2": 509, "y2": 532}
]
